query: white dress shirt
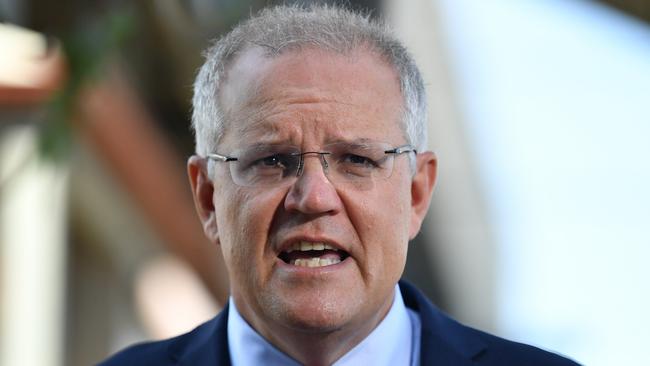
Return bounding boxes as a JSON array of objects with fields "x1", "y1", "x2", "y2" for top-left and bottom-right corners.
[{"x1": 227, "y1": 284, "x2": 421, "y2": 366}]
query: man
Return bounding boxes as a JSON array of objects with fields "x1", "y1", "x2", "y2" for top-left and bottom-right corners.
[{"x1": 101, "y1": 5, "x2": 579, "y2": 366}]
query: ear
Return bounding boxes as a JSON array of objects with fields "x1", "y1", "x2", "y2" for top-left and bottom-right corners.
[
  {"x1": 188, "y1": 155, "x2": 220, "y2": 245},
  {"x1": 409, "y1": 151, "x2": 437, "y2": 239}
]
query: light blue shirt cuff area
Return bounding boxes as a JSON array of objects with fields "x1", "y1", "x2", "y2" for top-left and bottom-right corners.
[{"x1": 227, "y1": 284, "x2": 422, "y2": 366}]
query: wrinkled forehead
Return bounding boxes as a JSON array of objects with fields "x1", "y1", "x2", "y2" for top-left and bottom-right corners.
[{"x1": 217, "y1": 45, "x2": 406, "y2": 147}]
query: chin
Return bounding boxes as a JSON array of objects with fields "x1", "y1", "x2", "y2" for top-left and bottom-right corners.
[
  {"x1": 265, "y1": 289, "x2": 362, "y2": 333},
  {"x1": 282, "y1": 307, "x2": 350, "y2": 333}
]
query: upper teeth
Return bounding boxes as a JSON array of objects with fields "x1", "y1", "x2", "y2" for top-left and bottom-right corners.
[{"x1": 286, "y1": 241, "x2": 338, "y2": 253}]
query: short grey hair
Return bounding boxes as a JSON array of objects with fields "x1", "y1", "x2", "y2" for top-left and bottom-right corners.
[{"x1": 191, "y1": 4, "x2": 427, "y2": 155}]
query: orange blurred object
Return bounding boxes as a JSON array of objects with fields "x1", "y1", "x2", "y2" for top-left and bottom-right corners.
[{"x1": 0, "y1": 23, "x2": 66, "y2": 106}]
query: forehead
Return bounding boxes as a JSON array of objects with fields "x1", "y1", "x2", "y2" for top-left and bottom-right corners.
[{"x1": 218, "y1": 46, "x2": 405, "y2": 147}]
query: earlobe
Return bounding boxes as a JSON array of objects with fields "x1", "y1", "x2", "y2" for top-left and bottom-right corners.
[
  {"x1": 187, "y1": 155, "x2": 220, "y2": 244},
  {"x1": 409, "y1": 151, "x2": 437, "y2": 239}
]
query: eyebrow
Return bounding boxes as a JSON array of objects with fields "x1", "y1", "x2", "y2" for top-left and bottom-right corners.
[
  {"x1": 323, "y1": 137, "x2": 381, "y2": 146},
  {"x1": 238, "y1": 143, "x2": 299, "y2": 152},
  {"x1": 233, "y1": 138, "x2": 385, "y2": 153}
]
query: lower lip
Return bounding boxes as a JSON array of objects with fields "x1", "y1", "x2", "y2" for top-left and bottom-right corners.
[{"x1": 275, "y1": 256, "x2": 352, "y2": 275}]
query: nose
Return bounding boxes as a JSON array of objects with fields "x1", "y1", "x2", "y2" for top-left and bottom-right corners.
[{"x1": 284, "y1": 153, "x2": 342, "y2": 215}]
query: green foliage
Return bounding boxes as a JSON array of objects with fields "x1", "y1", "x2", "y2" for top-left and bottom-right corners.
[{"x1": 38, "y1": 9, "x2": 135, "y2": 162}]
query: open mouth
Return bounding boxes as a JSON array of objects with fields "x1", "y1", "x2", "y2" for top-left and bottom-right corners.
[{"x1": 278, "y1": 241, "x2": 350, "y2": 268}]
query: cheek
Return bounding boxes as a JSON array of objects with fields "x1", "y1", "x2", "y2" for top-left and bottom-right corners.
[
  {"x1": 214, "y1": 187, "x2": 283, "y2": 277},
  {"x1": 368, "y1": 182, "x2": 411, "y2": 240},
  {"x1": 346, "y1": 182, "x2": 411, "y2": 272}
]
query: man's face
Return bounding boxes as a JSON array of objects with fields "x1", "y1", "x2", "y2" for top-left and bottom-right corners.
[{"x1": 190, "y1": 47, "x2": 435, "y2": 341}]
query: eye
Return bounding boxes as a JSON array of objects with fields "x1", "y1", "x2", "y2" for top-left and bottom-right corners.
[
  {"x1": 256, "y1": 154, "x2": 289, "y2": 169},
  {"x1": 341, "y1": 154, "x2": 378, "y2": 167},
  {"x1": 261, "y1": 155, "x2": 282, "y2": 166}
]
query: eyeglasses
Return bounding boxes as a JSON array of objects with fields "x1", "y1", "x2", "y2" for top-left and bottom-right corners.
[{"x1": 205, "y1": 141, "x2": 416, "y2": 190}]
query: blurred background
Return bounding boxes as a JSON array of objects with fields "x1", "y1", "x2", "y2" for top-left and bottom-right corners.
[{"x1": 1, "y1": 0, "x2": 649, "y2": 365}]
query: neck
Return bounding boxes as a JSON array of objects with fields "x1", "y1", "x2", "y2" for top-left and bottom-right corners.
[{"x1": 234, "y1": 293, "x2": 395, "y2": 366}]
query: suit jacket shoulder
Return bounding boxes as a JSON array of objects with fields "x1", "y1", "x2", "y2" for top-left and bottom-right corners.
[{"x1": 398, "y1": 281, "x2": 581, "y2": 365}]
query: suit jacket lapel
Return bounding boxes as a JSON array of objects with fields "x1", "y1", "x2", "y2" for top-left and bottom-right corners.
[
  {"x1": 400, "y1": 280, "x2": 487, "y2": 365},
  {"x1": 170, "y1": 304, "x2": 232, "y2": 366}
]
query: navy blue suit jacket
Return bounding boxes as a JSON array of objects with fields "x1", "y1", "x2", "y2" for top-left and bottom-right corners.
[{"x1": 99, "y1": 281, "x2": 580, "y2": 365}]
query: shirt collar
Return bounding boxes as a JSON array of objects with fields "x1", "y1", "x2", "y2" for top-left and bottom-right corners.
[{"x1": 227, "y1": 284, "x2": 418, "y2": 366}]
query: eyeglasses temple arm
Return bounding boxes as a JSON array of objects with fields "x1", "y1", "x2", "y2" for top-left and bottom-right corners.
[
  {"x1": 206, "y1": 153, "x2": 238, "y2": 162},
  {"x1": 384, "y1": 145, "x2": 417, "y2": 155}
]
